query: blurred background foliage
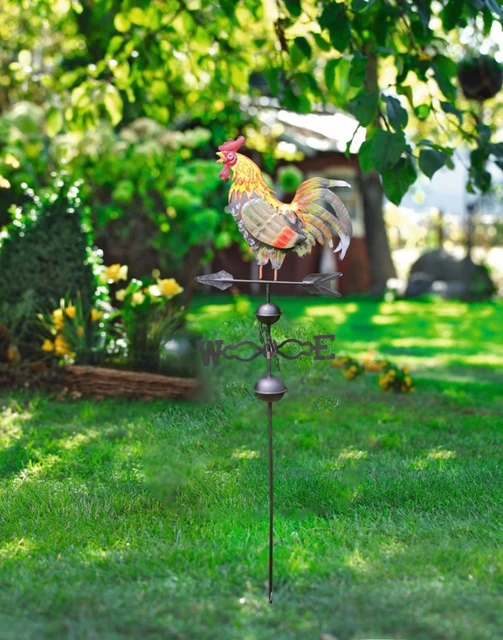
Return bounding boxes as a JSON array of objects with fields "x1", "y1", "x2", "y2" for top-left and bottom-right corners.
[{"x1": 1, "y1": 0, "x2": 502, "y2": 295}]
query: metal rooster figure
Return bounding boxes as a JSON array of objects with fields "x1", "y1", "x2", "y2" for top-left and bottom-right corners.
[
  {"x1": 216, "y1": 135, "x2": 352, "y2": 279},
  {"x1": 196, "y1": 135, "x2": 353, "y2": 604}
]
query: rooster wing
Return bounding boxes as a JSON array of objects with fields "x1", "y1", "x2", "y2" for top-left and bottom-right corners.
[{"x1": 241, "y1": 197, "x2": 307, "y2": 249}]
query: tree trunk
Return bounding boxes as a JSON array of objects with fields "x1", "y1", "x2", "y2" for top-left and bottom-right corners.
[
  {"x1": 360, "y1": 169, "x2": 396, "y2": 295},
  {"x1": 359, "y1": 52, "x2": 396, "y2": 295}
]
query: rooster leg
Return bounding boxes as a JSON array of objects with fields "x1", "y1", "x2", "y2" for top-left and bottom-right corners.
[
  {"x1": 259, "y1": 265, "x2": 263, "y2": 280},
  {"x1": 274, "y1": 269, "x2": 278, "y2": 281}
]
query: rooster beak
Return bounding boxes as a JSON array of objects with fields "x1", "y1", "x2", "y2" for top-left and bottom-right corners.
[{"x1": 216, "y1": 152, "x2": 224, "y2": 164}]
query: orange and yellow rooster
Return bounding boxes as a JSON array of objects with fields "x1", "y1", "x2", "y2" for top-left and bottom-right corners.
[{"x1": 216, "y1": 135, "x2": 353, "y2": 280}]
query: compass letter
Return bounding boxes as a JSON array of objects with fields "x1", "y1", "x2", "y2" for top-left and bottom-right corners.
[{"x1": 197, "y1": 340, "x2": 225, "y2": 366}]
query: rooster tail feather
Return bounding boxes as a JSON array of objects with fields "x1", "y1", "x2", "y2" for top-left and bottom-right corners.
[
  {"x1": 295, "y1": 177, "x2": 350, "y2": 199},
  {"x1": 307, "y1": 189, "x2": 353, "y2": 238},
  {"x1": 302, "y1": 216, "x2": 331, "y2": 245},
  {"x1": 303, "y1": 202, "x2": 351, "y2": 259}
]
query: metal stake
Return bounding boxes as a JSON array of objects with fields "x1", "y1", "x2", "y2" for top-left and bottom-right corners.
[
  {"x1": 195, "y1": 272, "x2": 340, "y2": 602},
  {"x1": 268, "y1": 400, "x2": 273, "y2": 603}
]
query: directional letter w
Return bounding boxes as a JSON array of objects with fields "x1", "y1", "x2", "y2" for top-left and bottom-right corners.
[{"x1": 197, "y1": 340, "x2": 225, "y2": 366}]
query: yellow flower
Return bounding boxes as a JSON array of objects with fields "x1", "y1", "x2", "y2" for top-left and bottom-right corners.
[
  {"x1": 131, "y1": 291, "x2": 146, "y2": 306},
  {"x1": 4, "y1": 153, "x2": 20, "y2": 169},
  {"x1": 91, "y1": 309, "x2": 103, "y2": 321},
  {"x1": 77, "y1": 326, "x2": 85, "y2": 337},
  {"x1": 403, "y1": 365, "x2": 409, "y2": 374},
  {"x1": 157, "y1": 278, "x2": 183, "y2": 297},
  {"x1": 65, "y1": 305, "x2": 76, "y2": 319},
  {"x1": 116, "y1": 289, "x2": 127, "y2": 302},
  {"x1": 42, "y1": 339, "x2": 54, "y2": 352},
  {"x1": 54, "y1": 334, "x2": 71, "y2": 357},
  {"x1": 52, "y1": 308, "x2": 65, "y2": 330},
  {"x1": 0, "y1": 175, "x2": 11, "y2": 189},
  {"x1": 404, "y1": 375, "x2": 412, "y2": 386},
  {"x1": 104, "y1": 264, "x2": 128, "y2": 282},
  {"x1": 148, "y1": 284, "x2": 161, "y2": 297},
  {"x1": 7, "y1": 344, "x2": 20, "y2": 363}
]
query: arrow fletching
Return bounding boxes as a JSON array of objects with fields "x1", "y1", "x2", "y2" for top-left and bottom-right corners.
[
  {"x1": 303, "y1": 273, "x2": 342, "y2": 297},
  {"x1": 196, "y1": 270, "x2": 234, "y2": 291}
]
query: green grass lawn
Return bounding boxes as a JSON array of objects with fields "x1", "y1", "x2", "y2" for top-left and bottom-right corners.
[{"x1": 1, "y1": 297, "x2": 502, "y2": 639}]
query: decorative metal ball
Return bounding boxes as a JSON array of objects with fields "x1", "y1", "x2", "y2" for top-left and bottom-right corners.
[
  {"x1": 255, "y1": 302, "x2": 282, "y2": 325},
  {"x1": 254, "y1": 375, "x2": 287, "y2": 402}
]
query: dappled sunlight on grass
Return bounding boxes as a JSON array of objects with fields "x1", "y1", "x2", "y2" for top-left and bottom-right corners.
[
  {"x1": 344, "y1": 549, "x2": 372, "y2": 574},
  {"x1": 427, "y1": 448, "x2": 456, "y2": 460},
  {"x1": 304, "y1": 301, "x2": 358, "y2": 325},
  {"x1": 58, "y1": 430, "x2": 99, "y2": 450},
  {"x1": 0, "y1": 537, "x2": 35, "y2": 559},
  {"x1": 372, "y1": 315, "x2": 399, "y2": 325},
  {"x1": 232, "y1": 447, "x2": 260, "y2": 460},
  {"x1": 0, "y1": 406, "x2": 32, "y2": 448},
  {"x1": 18, "y1": 454, "x2": 61, "y2": 480},
  {"x1": 1, "y1": 297, "x2": 502, "y2": 639}
]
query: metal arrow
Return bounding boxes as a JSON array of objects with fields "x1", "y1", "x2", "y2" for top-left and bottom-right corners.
[{"x1": 196, "y1": 270, "x2": 342, "y2": 298}]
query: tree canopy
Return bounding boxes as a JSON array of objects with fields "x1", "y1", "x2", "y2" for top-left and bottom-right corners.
[{"x1": 1, "y1": 0, "x2": 502, "y2": 290}]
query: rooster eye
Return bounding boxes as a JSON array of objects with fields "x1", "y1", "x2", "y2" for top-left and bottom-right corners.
[{"x1": 227, "y1": 152, "x2": 235, "y2": 161}]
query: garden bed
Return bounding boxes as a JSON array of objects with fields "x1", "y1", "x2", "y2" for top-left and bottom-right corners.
[{"x1": 64, "y1": 365, "x2": 198, "y2": 400}]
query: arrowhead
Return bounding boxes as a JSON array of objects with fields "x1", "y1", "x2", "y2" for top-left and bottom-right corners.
[
  {"x1": 303, "y1": 273, "x2": 342, "y2": 297},
  {"x1": 195, "y1": 270, "x2": 234, "y2": 291}
]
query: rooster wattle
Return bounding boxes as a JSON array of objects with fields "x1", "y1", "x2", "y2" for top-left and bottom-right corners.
[{"x1": 216, "y1": 135, "x2": 353, "y2": 280}]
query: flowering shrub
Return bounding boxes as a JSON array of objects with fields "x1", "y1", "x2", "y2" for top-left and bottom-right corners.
[
  {"x1": 39, "y1": 296, "x2": 108, "y2": 365},
  {"x1": 105, "y1": 265, "x2": 185, "y2": 372},
  {"x1": 331, "y1": 356, "x2": 365, "y2": 380},
  {"x1": 332, "y1": 353, "x2": 414, "y2": 393},
  {"x1": 378, "y1": 363, "x2": 414, "y2": 393}
]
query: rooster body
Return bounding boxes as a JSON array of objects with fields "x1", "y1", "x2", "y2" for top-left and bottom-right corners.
[{"x1": 217, "y1": 136, "x2": 352, "y2": 273}]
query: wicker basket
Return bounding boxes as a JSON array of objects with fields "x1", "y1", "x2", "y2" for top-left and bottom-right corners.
[{"x1": 64, "y1": 365, "x2": 198, "y2": 400}]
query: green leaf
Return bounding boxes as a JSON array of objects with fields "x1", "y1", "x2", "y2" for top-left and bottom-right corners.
[
  {"x1": 128, "y1": 7, "x2": 145, "y2": 25},
  {"x1": 382, "y1": 155, "x2": 417, "y2": 204},
  {"x1": 291, "y1": 37, "x2": 311, "y2": 65},
  {"x1": 284, "y1": 0, "x2": 302, "y2": 17},
  {"x1": 418, "y1": 148, "x2": 448, "y2": 179},
  {"x1": 397, "y1": 84, "x2": 414, "y2": 108},
  {"x1": 295, "y1": 36, "x2": 311, "y2": 59},
  {"x1": 440, "y1": 0, "x2": 464, "y2": 30},
  {"x1": 440, "y1": 101, "x2": 463, "y2": 124},
  {"x1": 104, "y1": 86, "x2": 123, "y2": 126},
  {"x1": 415, "y1": 103, "x2": 431, "y2": 120},
  {"x1": 383, "y1": 94, "x2": 408, "y2": 130},
  {"x1": 358, "y1": 139, "x2": 373, "y2": 173},
  {"x1": 374, "y1": 13, "x2": 389, "y2": 46},
  {"x1": 370, "y1": 130, "x2": 406, "y2": 173},
  {"x1": 349, "y1": 52, "x2": 368, "y2": 87},
  {"x1": 348, "y1": 91, "x2": 378, "y2": 126},
  {"x1": 433, "y1": 65, "x2": 457, "y2": 101},
  {"x1": 485, "y1": 0, "x2": 503, "y2": 20},
  {"x1": 434, "y1": 54, "x2": 458, "y2": 78},
  {"x1": 490, "y1": 142, "x2": 503, "y2": 159},
  {"x1": 46, "y1": 107, "x2": 63, "y2": 137},
  {"x1": 476, "y1": 124, "x2": 491, "y2": 143},
  {"x1": 114, "y1": 13, "x2": 131, "y2": 32},
  {"x1": 352, "y1": 0, "x2": 375, "y2": 11},
  {"x1": 395, "y1": 55, "x2": 410, "y2": 84},
  {"x1": 320, "y1": 2, "x2": 351, "y2": 52},
  {"x1": 472, "y1": 168, "x2": 492, "y2": 192},
  {"x1": 325, "y1": 59, "x2": 339, "y2": 89},
  {"x1": 313, "y1": 33, "x2": 331, "y2": 51},
  {"x1": 284, "y1": 87, "x2": 311, "y2": 113}
]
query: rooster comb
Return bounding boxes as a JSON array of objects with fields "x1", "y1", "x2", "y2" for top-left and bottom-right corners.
[{"x1": 218, "y1": 135, "x2": 245, "y2": 153}]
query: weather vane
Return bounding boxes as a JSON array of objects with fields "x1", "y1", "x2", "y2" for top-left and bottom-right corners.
[{"x1": 196, "y1": 135, "x2": 353, "y2": 603}]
